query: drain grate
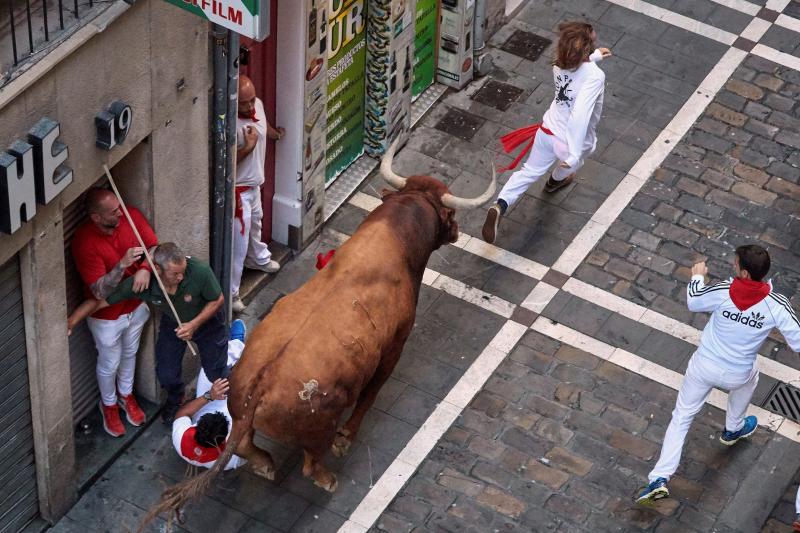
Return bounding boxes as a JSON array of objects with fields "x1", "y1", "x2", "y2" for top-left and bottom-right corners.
[
  {"x1": 501, "y1": 30, "x2": 552, "y2": 62},
  {"x1": 763, "y1": 382, "x2": 800, "y2": 423}
]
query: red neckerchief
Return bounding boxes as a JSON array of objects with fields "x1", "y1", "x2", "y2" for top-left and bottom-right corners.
[
  {"x1": 234, "y1": 186, "x2": 250, "y2": 236},
  {"x1": 180, "y1": 427, "x2": 226, "y2": 463},
  {"x1": 238, "y1": 109, "x2": 259, "y2": 122},
  {"x1": 498, "y1": 123, "x2": 554, "y2": 172},
  {"x1": 729, "y1": 277, "x2": 770, "y2": 311},
  {"x1": 316, "y1": 250, "x2": 336, "y2": 270}
]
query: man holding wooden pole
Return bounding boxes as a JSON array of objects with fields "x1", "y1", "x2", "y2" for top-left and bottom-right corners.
[{"x1": 69, "y1": 242, "x2": 232, "y2": 425}]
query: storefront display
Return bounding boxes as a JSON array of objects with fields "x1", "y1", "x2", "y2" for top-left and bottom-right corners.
[
  {"x1": 436, "y1": 0, "x2": 474, "y2": 89},
  {"x1": 364, "y1": 0, "x2": 415, "y2": 156}
]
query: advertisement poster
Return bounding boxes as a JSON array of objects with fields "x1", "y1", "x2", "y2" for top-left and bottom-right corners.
[
  {"x1": 412, "y1": 0, "x2": 436, "y2": 98},
  {"x1": 364, "y1": 0, "x2": 415, "y2": 156},
  {"x1": 325, "y1": 0, "x2": 368, "y2": 185},
  {"x1": 301, "y1": 0, "x2": 329, "y2": 240}
]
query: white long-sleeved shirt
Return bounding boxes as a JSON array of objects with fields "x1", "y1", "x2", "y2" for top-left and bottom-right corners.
[
  {"x1": 542, "y1": 50, "x2": 606, "y2": 168},
  {"x1": 687, "y1": 275, "x2": 800, "y2": 372}
]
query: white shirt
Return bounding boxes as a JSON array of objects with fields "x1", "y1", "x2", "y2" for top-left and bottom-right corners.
[
  {"x1": 171, "y1": 399, "x2": 246, "y2": 470},
  {"x1": 542, "y1": 51, "x2": 606, "y2": 168},
  {"x1": 236, "y1": 98, "x2": 267, "y2": 187},
  {"x1": 688, "y1": 275, "x2": 800, "y2": 372}
]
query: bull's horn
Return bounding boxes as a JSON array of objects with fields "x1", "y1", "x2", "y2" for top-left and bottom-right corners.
[
  {"x1": 380, "y1": 138, "x2": 407, "y2": 190},
  {"x1": 440, "y1": 162, "x2": 497, "y2": 210}
]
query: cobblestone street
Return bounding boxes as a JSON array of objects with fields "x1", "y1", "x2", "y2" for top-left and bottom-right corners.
[{"x1": 51, "y1": 0, "x2": 800, "y2": 532}]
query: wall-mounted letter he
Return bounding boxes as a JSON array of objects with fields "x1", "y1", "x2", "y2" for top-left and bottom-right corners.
[
  {"x1": 95, "y1": 101, "x2": 133, "y2": 150},
  {"x1": 28, "y1": 117, "x2": 73, "y2": 204},
  {"x1": 0, "y1": 141, "x2": 37, "y2": 234}
]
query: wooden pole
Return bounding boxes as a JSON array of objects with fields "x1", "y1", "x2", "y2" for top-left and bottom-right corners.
[{"x1": 102, "y1": 164, "x2": 198, "y2": 357}]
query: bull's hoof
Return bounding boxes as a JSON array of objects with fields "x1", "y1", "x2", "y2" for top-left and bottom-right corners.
[
  {"x1": 313, "y1": 472, "x2": 338, "y2": 493},
  {"x1": 252, "y1": 462, "x2": 276, "y2": 481},
  {"x1": 331, "y1": 430, "x2": 352, "y2": 458}
]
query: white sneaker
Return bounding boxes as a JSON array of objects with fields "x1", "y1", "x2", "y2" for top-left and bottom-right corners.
[
  {"x1": 231, "y1": 296, "x2": 246, "y2": 313},
  {"x1": 245, "y1": 260, "x2": 280, "y2": 273}
]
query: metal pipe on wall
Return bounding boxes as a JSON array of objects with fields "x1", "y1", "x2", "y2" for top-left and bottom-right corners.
[
  {"x1": 210, "y1": 26, "x2": 228, "y2": 300},
  {"x1": 209, "y1": 26, "x2": 239, "y2": 321},
  {"x1": 222, "y1": 30, "x2": 240, "y2": 321},
  {"x1": 473, "y1": 0, "x2": 494, "y2": 76}
]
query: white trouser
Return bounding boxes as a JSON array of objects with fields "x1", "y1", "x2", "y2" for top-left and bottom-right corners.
[
  {"x1": 498, "y1": 132, "x2": 589, "y2": 208},
  {"x1": 231, "y1": 187, "x2": 272, "y2": 297},
  {"x1": 195, "y1": 339, "x2": 244, "y2": 401},
  {"x1": 796, "y1": 485, "x2": 800, "y2": 514},
  {"x1": 648, "y1": 354, "x2": 759, "y2": 482},
  {"x1": 86, "y1": 302, "x2": 150, "y2": 406}
]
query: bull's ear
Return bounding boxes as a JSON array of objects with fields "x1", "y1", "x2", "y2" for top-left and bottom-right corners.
[{"x1": 380, "y1": 188, "x2": 394, "y2": 199}]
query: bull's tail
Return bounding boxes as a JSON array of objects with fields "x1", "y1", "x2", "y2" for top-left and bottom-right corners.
[{"x1": 136, "y1": 393, "x2": 259, "y2": 532}]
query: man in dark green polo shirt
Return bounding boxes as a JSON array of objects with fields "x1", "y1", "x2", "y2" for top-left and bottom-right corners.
[{"x1": 105, "y1": 242, "x2": 229, "y2": 424}]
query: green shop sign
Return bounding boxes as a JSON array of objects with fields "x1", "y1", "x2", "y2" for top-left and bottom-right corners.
[
  {"x1": 412, "y1": 0, "x2": 437, "y2": 98},
  {"x1": 325, "y1": 0, "x2": 367, "y2": 184},
  {"x1": 162, "y1": 0, "x2": 270, "y2": 40}
]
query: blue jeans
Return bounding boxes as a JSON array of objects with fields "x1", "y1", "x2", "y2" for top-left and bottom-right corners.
[{"x1": 155, "y1": 310, "x2": 230, "y2": 406}]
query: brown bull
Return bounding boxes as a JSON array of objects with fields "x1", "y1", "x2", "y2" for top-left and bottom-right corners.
[{"x1": 141, "y1": 141, "x2": 495, "y2": 526}]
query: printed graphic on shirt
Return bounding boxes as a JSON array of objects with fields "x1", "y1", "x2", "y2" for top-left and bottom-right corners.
[
  {"x1": 555, "y1": 74, "x2": 574, "y2": 106},
  {"x1": 722, "y1": 310, "x2": 765, "y2": 329}
]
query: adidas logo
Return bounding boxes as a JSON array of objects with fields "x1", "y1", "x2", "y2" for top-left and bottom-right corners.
[{"x1": 722, "y1": 310, "x2": 765, "y2": 329}]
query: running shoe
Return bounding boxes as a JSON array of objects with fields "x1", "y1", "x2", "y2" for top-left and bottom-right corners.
[
  {"x1": 719, "y1": 415, "x2": 757, "y2": 446},
  {"x1": 230, "y1": 319, "x2": 246, "y2": 343},
  {"x1": 635, "y1": 477, "x2": 669, "y2": 505}
]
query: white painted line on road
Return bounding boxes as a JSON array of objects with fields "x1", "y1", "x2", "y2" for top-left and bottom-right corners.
[
  {"x1": 551, "y1": 47, "x2": 746, "y2": 277},
  {"x1": 430, "y1": 274, "x2": 517, "y2": 318},
  {"x1": 741, "y1": 17, "x2": 774, "y2": 41},
  {"x1": 521, "y1": 281, "x2": 560, "y2": 314},
  {"x1": 531, "y1": 320, "x2": 800, "y2": 443},
  {"x1": 604, "y1": 0, "x2": 737, "y2": 44},
  {"x1": 775, "y1": 13, "x2": 800, "y2": 33},
  {"x1": 349, "y1": 191, "x2": 550, "y2": 280},
  {"x1": 709, "y1": 0, "x2": 760, "y2": 16},
  {"x1": 753, "y1": 43, "x2": 800, "y2": 71},
  {"x1": 766, "y1": 0, "x2": 792, "y2": 12},
  {"x1": 341, "y1": 320, "x2": 527, "y2": 532}
]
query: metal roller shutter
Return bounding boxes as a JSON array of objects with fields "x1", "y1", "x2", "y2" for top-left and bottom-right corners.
[
  {"x1": 63, "y1": 194, "x2": 101, "y2": 424},
  {"x1": 0, "y1": 257, "x2": 40, "y2": 533}
]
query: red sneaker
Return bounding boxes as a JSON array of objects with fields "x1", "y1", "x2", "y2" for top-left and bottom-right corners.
[
  {"x1": 118, "y1": 393, "x2": 146, "y2": 426},
  {"x1": 100, "y1": 402, "x2": 125, "y2": 437}
]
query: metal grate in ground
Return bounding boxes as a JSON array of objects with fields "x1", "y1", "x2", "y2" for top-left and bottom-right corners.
[{"x1": 763, "y1": 382, "x2": 800, "y2": 423}]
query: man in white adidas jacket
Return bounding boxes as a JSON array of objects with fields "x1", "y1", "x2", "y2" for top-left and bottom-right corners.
[{"x1": 637, "y1": 244, "x2": 800, "y2": 504}]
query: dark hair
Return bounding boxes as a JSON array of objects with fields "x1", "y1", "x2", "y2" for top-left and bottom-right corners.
[
  {"x1": 85, "y1": 187, "x2": 114, "y2": 215},
  {"x1": 195, "y1": 412, "x2": 229, "y2": 448},
  {"x1": 735, "y1": 244, "x2": 770, "y2": 281},
  {"x1": 553, "y1": 21, "x2": 595, "y2": 70}
]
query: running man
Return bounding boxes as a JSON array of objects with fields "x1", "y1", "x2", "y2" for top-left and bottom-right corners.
[
  {"x1": 637, "y1": 245, "x2": 800, "y2": 504},
  {"x1": 482, "y1": 21, "x2": 611, "y2": 244}
]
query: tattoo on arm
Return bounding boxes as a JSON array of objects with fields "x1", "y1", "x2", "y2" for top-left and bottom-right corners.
[{"x1": 90, "y1": 262, "x2": 125, "y2": 299}]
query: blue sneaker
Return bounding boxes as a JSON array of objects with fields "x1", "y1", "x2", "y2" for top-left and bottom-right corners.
[
  {"x1": 720, "y1": 415, "x2": 757, "y2": 446},
  {"x1": 635, "y1": 478, "x2": 669, "y2": 505},
  {"x1": 230, "y1": 319, "x2": 246, "y2": 343}
]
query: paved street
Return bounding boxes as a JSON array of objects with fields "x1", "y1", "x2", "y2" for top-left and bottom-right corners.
[{"x1": 51, "y1": 0, "x2": 800, "y2": 531}]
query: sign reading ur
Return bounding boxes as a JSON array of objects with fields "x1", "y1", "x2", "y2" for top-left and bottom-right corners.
[
  {"x1": 0, "y1": 118, "x2": 73, "y2": 234},
  {"x1": 163, "y1": 0, "x2": 270, "y2": 41}
]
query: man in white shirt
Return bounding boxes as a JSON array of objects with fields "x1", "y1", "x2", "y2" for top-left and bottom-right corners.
[
  {"x1": 636, "y1": 245, "x2": 800, "y2": 504},
  {"x1": 232, "y1": 75, "x2": 285, "y2": 313},
  {"x1": 171, "y1": 320, "x2": 248, "y2": 470},
  {"x1": 482, "y1": 21, "x2": 611, "y2": 244}
]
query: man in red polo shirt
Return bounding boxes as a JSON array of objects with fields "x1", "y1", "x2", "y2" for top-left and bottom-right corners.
[{"x1": 72, "y1": 187, "x2": 158, "y2": 437}]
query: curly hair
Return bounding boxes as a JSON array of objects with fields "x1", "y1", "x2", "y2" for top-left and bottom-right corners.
[
  {"x1": 553, "y1": 21, "x2": 595, "y2": 71},
  {"x1": 195, "y1": 412, "x2": 229, "y2": 448}
]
